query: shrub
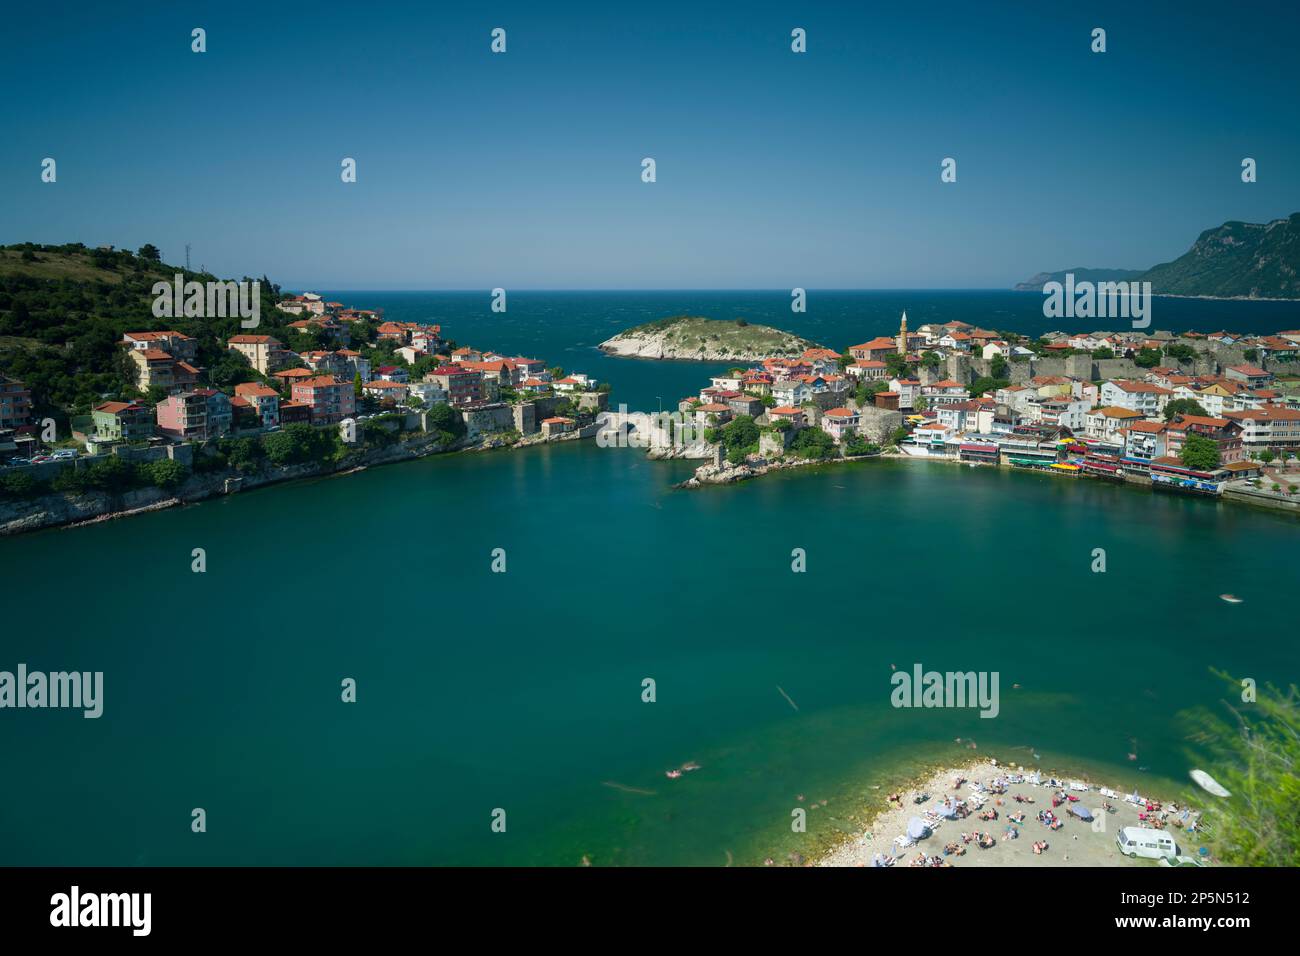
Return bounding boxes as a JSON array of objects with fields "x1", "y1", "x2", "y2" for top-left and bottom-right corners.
[
  {"x1": 217, "y1": 436, "x2": 263, "y2": 472},
  {"x1": 425, "y1": 402, "x2": 465, "y2": 438},
  {"x1": 790, "y1": 426, "x2": 835, "y2": 459},
  {"x1": 142, "y1": 458, "x2": 188, "y2": 489},
  {"x1": 843, "y1": 435, "x2": 879, "y2": 457},
  {"x1": 262, "y1": 423, "x2": 340, "y2": 466},
  {"x1": 0, "y1": 470, "x2": 46, "y2": 499}
]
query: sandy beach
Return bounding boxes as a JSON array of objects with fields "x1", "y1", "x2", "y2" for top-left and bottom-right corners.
[{"x1": 817, "y1": 758, "x2": 1208, "y2": 868}]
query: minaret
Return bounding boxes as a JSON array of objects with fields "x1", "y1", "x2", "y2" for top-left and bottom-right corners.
[{"x1": 896, "y1": 310, "x2": 908, "y2": 355}]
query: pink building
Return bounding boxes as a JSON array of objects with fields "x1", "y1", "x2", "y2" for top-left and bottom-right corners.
[
  {"x1": 291, "y1": 375, "x2": 355, "y2": 424},
  {"x1": 156, "y1": 392, "x2": 209, "y2": 441}
]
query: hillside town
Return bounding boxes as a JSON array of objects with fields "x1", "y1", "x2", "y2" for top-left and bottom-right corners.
[
  {"x1": 5, "y1": 292, "x2": 1300, "y2": 518},
  {"x1": 678, "y1": 313, "x2": 1300, "y2": 505},
  {"x1": 0, "y1": 291, "x2": 607, "y2": 483}
]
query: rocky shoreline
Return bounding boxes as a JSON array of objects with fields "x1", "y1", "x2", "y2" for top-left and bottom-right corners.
[
  {"x1": 599, "y1": 317, "x2": 817, "y2": 362},
  {"x1": 0, "y1": 426, "x2": 597, "y2": 537},
  {"x1": 675, "y1": 451, "x2": 883, "y2": 488}
]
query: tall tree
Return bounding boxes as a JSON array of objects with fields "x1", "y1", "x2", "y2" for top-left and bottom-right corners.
[
  {"x1": 1180, "y1": 433, "x2": 1221, "y2": 470},
  {"x1": 1165, "y1": 399, "x2": 1208, "y2": 421}
]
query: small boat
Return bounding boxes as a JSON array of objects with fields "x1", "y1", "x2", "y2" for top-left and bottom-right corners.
[
  {"x1": 665, "y1": 770, "x2": 683, "y2": 779},
  {"x1": 1219, "y1": 594, "x2": 1243, "y2": 604},
  {"x1": 1190, "y1": 769, "x2": 1231, "y2": 797}
]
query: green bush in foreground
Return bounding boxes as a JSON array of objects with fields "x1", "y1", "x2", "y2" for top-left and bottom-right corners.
[
  {"x1": 0, "y1": 470, "x2": 48, "y2": 499},
  {"x1": 261, "y1": 423, "x2": 341, "y2": 466},
  {"x1": 843, "y1": 435, "x2": 879, "y2": 457},
  {"x1": 789, "y1": 426, "x2": 835, "y2": 459},
  {"x1": 1183, "y1": 672, "x2": 1300, "y2": 867},
  {"x1": 142, "y1": 458, "x2": 188, "y2": 489}
]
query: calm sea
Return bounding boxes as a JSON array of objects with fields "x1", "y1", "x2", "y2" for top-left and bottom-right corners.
[{"x1": 1, "y1": 291, "x2": 1297, "y2": 866}]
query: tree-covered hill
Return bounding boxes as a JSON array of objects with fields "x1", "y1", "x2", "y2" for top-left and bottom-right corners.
[
  {"x1": 1016, "y1": 212, "x2": 1300, "y2": 299},
  {"x1": 1139, "y1": 213, "x2": 1300, "y2": 299},
  {"x1": 0, "y1": 242, "x2": 290, "y2": 424}
]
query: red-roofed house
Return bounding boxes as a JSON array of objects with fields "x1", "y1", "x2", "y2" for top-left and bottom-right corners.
[
  {"x1": 227, "y1": 334, "x2": 287, "y2": 375},
  {"x1": 1166, "y1": 415, "x2": 1243, "y2": 464},
  {"x1": 291, "y1": 376, "x2": 355, "y2": 424},
  {"x1": 363, "y1": 380, "x2": 410, "y2": 405},
  {"x1": 848, "y1": 337, "x2": 898, "y2": 362},
  {"x1": 1224, "y1": 365, "x2": 1272, "y2": 389},
  {"x1": 820, "y1": 407, "x2": 860, "y2": 441},
  {"x1": 1224, "y1": 407, "x2": 1300, "y2": 456},
  {"x1": 234, "y1": 382, "x2": 281, "y2": 428},
  {"x1": 426, "y1": 365, "x2": 483, "y2": 406},
  {"x1": 541, "y1": 416, "x2": 576, "y2": 438},
  {"x1": 91, "y1": 400, "x2": 153, "y2": 443}
]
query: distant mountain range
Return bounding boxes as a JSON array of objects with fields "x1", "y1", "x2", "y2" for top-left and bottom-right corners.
[
  {"x1": 1016, "y1": 212, "x2": 1300, "y2": 299},
  {"x1": 1013, "y1": 268, "x2": 1144, "y2": 292}
]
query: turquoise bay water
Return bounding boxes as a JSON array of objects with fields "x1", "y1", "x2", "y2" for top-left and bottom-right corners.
[
  {"x1": 1, "y1": 447, "x2": 1296, "y2": 865},
  {"x1": 2, "y1": 292, "x2": 1299, "y2": 866}
]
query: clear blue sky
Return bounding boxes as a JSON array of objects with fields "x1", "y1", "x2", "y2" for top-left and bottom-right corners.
[{"x1": 3, "y1": 1, "x2": 1298, "y2": 289}]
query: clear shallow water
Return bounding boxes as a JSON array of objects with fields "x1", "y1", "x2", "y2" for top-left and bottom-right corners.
[{"x1": 1, "y1": 444, "x2": 1294, "y2": 865}]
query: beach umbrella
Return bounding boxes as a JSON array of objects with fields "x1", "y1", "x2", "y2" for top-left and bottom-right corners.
[
  {"x1": 1072, "y1": 806, "x2": 1094, "y2": 821},
  {"x1": 937, "y1": 802, "x2": 958, "y2": 819},
  {"x1": 907, "y1": 817, "x2": 930, "y2": 840}
]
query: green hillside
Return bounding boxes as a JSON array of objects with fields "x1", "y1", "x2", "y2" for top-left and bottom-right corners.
[
  {"x1": 1139, "y1": 213, "x2": 1300, "y2": 299},
  {"x1": 0, "y1": 243, "x2": 287, "y2": 424},
  {"x1": 601, "y1": 315, "x2": 818, "y2": 359}
]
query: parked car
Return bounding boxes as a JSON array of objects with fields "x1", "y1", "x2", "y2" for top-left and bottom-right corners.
[
  {"x1": 4, "y1": 458, "x2": 31, "y2": 467},
  {"x1": 30, "y1": 455, "x2": 54, "y2": 463},
  {"x1": 51, "y1": 449, "x2": 78, "y2": 460},
  {"x1": 1116, "y1": 826, "x2": 1177, "y2": 861}
]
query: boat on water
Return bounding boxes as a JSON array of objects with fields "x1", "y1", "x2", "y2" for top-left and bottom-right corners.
[
  {"x1": 1190, "y1": 769, "x2": 1231, "y2": 797},
  {"x1": 1219, "y1": 594, "x2": 1243, "y2": 604}
]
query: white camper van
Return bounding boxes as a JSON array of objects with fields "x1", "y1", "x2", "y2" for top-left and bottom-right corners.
[{"x1": 1116, "y1": 826, "x2": 1177, "y2": 860}]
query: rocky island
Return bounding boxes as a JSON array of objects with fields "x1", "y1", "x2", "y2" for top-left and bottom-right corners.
[{"x1": 599, "y1": 315, "x2": 819, "y2": 361}]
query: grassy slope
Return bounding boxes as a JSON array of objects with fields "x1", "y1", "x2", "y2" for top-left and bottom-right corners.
[
  {"x1": 610, "y1": 315, "x2": 819, "y2": 355},
  {"x1": 0, "y1": 243, "x2": 287, "y2": 418},
  {"x1": 0, "y1": 248, "x2": 160, "y2": 285}
]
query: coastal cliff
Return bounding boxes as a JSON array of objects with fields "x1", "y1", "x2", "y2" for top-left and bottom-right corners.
[
  {"x1": 1015, "y1": 210, "x2": 1300, "y2": 298},
  {"x1": 599, "y1": 315, "x2": 818, "y2": 361}
]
